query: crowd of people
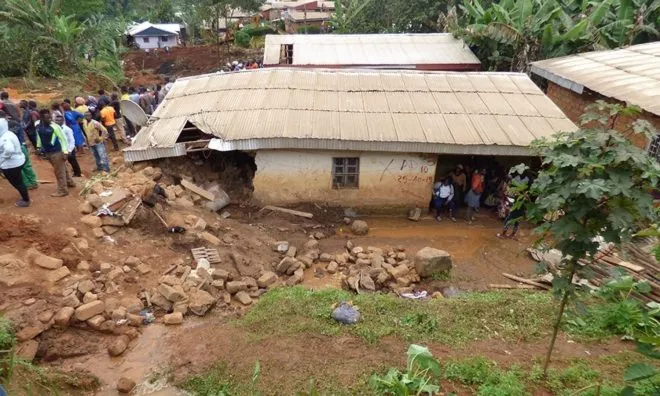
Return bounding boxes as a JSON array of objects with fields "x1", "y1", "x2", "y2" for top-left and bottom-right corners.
[
  {"x1": 430, "y1": 164, "x2": 532, "y2": 239},
  {"x1": 220, "y1": 59, "x2": 263, "y2": 73},
  {"x1": 0, "y1": 82, "x2": 171, "y2": 208}
]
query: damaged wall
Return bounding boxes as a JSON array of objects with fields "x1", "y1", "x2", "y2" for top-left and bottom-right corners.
[{"x1": 252, "y1": 150, "x2": 437, "y2": 207}]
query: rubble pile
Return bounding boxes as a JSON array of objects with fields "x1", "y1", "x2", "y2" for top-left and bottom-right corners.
[{"x1": 78, "y1": 163, "x2": 232, "y2": 239}]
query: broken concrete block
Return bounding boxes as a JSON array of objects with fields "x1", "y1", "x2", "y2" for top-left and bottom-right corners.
[
  {"x1": 46, "y1": 266, "x2": 71, "y2": 283},
  {"x1": 199, "y1": 231, "x2": 221, "y2": 246},
  {"x1": 257, "y1": 271, "x2": 278, "y2": 288},
  {"x1": 27, "y1": 248, "x2": 63, "y2": 270},
  {"x1": 234, "y1": 291, "x2": 252, "y2": 305},
  {"x1": 74, "y1": 300, "x2": 105, "y2": 321},
  {"x1": 53, "y1": 307, "x2": 75, "y2": 328},
  {"x1": 414, "y1": 247, "x2": 453, "y2": 278},
  {"x1": 157, "y1": 284, "x2": 186, "y2": 302}
]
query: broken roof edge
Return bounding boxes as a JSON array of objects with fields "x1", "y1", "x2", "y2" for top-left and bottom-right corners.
[{"x1": 530, "y1": 65, "x2": 585, "y2": 95}]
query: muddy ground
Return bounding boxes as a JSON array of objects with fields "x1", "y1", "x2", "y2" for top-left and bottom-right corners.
[{"x1": 0, "y1": 149, "x2": 632, "y2": 396}]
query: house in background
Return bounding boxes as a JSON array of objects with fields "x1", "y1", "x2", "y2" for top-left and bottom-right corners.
[
  {"x1": 531, "y1": 42, "x2": 660, "y2": 160},
  {"x1": 127, "y1": 22, "x2": 182, "y2": 50},
  {"x1": 123, "y1": 69, "x2": 576, "y2": 207},
  {"x1": 283, "y1": 10, "x2": 332, "y2": 33},
  {"x1": 263, "y1": 33, "x2": 481, "y2": 71},
  {"x1": 261, "y1": 0, "x2": 320, "y2": 21}
]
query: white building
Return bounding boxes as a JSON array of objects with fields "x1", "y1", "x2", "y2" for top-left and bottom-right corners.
[{"x1": 128, "y1": 22, "x2": 182, "y2": 50}]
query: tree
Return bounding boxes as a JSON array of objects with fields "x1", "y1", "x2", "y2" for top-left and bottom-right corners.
[
  {"x1": 59, "y1": 0, "x2": 106, "y2": 21},
  {"x1": 520, "y1": 102, "x2": 659, "y2": 374},
  {"x1": 152, "y1": 0, "x2": 177, "y2": 22},
  {"x1": 443, "y1": 0, "x2": 660, "y2": 71}
]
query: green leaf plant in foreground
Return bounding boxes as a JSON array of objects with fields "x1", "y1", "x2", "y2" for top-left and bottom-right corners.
[
  {"x1": 369, "y1": 344, "x2": 441, "y2": 395},
  {"x1": 519, "y1": 101, "x2": 660, "y2": 375}
]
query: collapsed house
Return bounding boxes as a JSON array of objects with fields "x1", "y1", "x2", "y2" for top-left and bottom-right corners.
[{"x1": 123, "y1": 68, "x2": 576, "y2": 207}]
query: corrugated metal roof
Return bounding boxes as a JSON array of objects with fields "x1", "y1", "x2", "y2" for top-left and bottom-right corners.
[
  {"x1": 124, "y1": 69, "x2": 575, "y2": 159},
  {"x1": 263, "y1": 34, "x2": 481, "y2": 66},
  {"x1": 530, "y1": 42, "x2": 660, "y2": 116}
]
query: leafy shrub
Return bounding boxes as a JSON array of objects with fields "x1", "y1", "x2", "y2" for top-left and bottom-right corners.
[
  {"x1": 234, "y1": 30, "x2": 251, "y2": 48},
  {"x1": 369, "y1": 344, "x2": 441, "y2": 395},
  {"x1": 243, "y1": 25, "x2": 277, "y2": 36},
  {"x1": 297, "y1": 25, "x2": 321, "y2": 34}
]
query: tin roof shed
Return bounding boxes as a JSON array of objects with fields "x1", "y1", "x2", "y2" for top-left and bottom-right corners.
[
  {"x1": 531, "y1": 42, "x2": 660, "y2": 116},
  {"x1": 263, "y1": 33, "x2": 481, "y2": 70}
]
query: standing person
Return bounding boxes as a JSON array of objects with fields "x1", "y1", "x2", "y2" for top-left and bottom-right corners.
[
  {"x1": 464, "y1": 169, "x2": 484, "y2": 224},
  {"x1": 36, "y1": 109, "x2": 73, "y2": 197},
  {"x1": 433, "y1": 177, "x2": 457, "y2": 222},
  {"x1": 128, "y1": 87, "x2": 140, "y2": 104},
  {"x1": 110, "y1": 93, "x2": 130, "y2": 144},
  {"x1": 0, "y1": 91, "x2": 21, "y2": 122},
  {"x1": 120, "y1": 86, "x2": 130, "y2": 101},
  {"x1": 2, "y1": 110, "x2": 38, "y2": 190},
  {"x1": 97, "y1": 89, "x2": 110, "y2": 104},
  {"x1": 139, "y1": 87, "x2": 154, "y2": 115},
  {"x1": 61, "y1": 103, "x2": 86, "y2": 151},
  {"x1": 54, "y1": 111, "x2": 82, "y2": 177},
  {"x1": 0, "y1": 119, "x2": 30, "y2": 207},
  {"x1": 99, "y1": 101, "x2": 119, "y2": 150},
  {"x1": 449, "y1": 164, "x2": 467, "y2": 208},
  {"x1": 74, "y1": 97, "x2": 88, "y2": 114},
  {"x1": 82, "y1": 112, "x2": 110, "y2": 173},
  {"x1": 20, "y1": 100, "x2": 37, "y2": 149}
]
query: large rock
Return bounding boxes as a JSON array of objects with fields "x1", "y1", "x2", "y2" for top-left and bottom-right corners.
[
  {"x1": 188, "y1": 289, "x2": 216, "y2": 316},
  {"x1": 53, "y1": 307, "x2": 75, "y2": 328},
  {"x1": 234, "y1": 291, "x2": 252, "y2": 305},
  {"x1": 163, "y1": 312, "x2": 183, "y2": 325},
  {"x1": 257, "y1": 271, "x2": 278, "y2": 288},
  {"x1": 74, "y1": 300, "x2": 105, "y2": 321},
  {"x1": 16, "y1": 340, "x2": 39, "y2": 361},
  {"x1": 27, "y1": 248, "x2": 63, "y2": 270},
  {"x1": 78, "y1": 201, "x2": 94, "y2": 215},
  {"x1": 414, "y1": 247, "x2": 453, "y2": 278},
  {"x1": 350, "y1": 220, "x2": 369, "y2": 236},
  {"x1": 226, "y1": 281, "x2": 248, "y2": 294},
  {"x1": 108, "y1": 335, "x2": 129, "y2": 357},
  {"x1": 80, "y1": 215, "x2": 102, "y2": 228},
  {"x1": 117, "y1": 377, "x2": 136, "y2": 393},
  {"x1": 16, "y1": 325, "x2": 45, "y2": 341},
  {"x1": 78, "y1": 279, "x2": 96, "y2": 294},
  {"x1": 158, "y1": 284, "x2": 186, "y2": 302}
]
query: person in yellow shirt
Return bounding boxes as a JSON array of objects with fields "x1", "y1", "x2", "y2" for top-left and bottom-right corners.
[
  {"x1": 120, "y1": 86, "x2": 130, "y2": 101},
  {"x1": 98, "y1": 101, "x2": 119, "y2": 151},
  {"x1": 82, "y1": 112, "x2": 110, "y2": 172}
]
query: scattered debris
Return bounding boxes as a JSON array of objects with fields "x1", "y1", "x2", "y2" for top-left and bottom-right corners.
[
  {"x1": 191, "y1": 247, "x2": 221, "y2": 264},
  {"x1": 261, "y1": 205, "x2": 314, "y2": 219}
]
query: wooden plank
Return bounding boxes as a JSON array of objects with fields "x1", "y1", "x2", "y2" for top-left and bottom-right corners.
[
  {"x1": 262, "y1": 205, "x2": 313, "y2": 219},
  {"x1": 501, "y1": 273, "x2": 551, "y2": 290},
  {"x1": 615, "y1": 260, "x2": 645, "y2": 273},
  {"x1": 180, "y1": 179, "x2": 215, "y2": 201},
  {"x1": 488, "y1": 284, "x2": 537, "y2": 290}
]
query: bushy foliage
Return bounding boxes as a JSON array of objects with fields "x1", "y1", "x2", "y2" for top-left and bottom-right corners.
[
  {"x1": 296, "y1": 25, "x2": 322, "y2": 34},
  {"x1": 234, "y1": 29, "x2": 251, "y2": 48}
]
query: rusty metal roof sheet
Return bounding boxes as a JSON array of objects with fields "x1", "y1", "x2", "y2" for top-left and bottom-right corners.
[
  {"x1": 531, "y1": 42, "x2": 660, "y2": 116},
  {"x1": 263, "y1": 33, "x2": 481, "y2": 67},
  {"x1": 125, "y1": 69, "x2": 576, "y2": 158}
]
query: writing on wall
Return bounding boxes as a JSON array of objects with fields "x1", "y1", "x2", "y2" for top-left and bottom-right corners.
[{"x1": 380, "y1": 156, "x2": 436, "y2": 184}]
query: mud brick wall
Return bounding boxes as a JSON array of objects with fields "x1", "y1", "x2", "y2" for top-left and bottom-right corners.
[{"x1": 546, "y1": 82, "x2": 660, "y2": 150}]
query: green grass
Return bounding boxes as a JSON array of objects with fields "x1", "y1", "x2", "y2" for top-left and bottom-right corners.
[{"x1": 238, "y1": 286, "x2": 555, "y2": 345}]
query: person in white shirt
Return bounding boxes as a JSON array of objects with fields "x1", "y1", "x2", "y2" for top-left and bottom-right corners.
[
  {"x1": 432, "y1": 177, "x2": 456, "y2": 222},
  {"x1": 53, "y1": 111, "x2": 82, "y2": 177}
]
